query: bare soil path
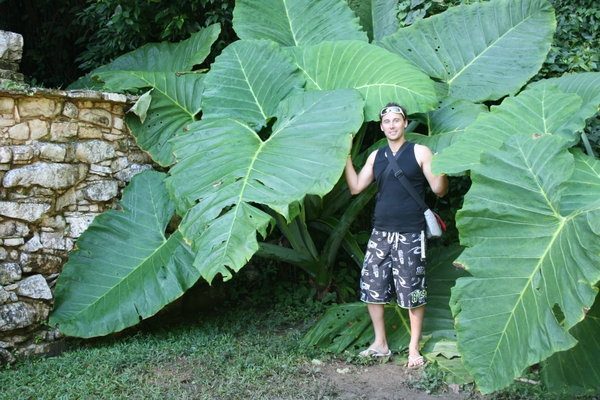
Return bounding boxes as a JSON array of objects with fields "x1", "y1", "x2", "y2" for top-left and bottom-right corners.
[{"x1": 317, "y1": 359, "x2": 483, "y2": 400}]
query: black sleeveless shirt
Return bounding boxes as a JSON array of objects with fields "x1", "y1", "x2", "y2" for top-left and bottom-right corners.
[{"x1": 372, "y1": 142, "x2": 426, "y2": 233}]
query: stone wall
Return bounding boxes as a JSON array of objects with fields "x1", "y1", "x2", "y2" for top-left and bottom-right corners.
[
  {"x1": 0, "y1": 87, "x2": 153, "y2": 364},
  {"x1": 0, "y1": 29, "x2": 156, "y2": 365}
]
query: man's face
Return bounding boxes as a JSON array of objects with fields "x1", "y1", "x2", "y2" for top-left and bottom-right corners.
[{"x1": 380, "y1": 112, "x2": 407, "y2": 140}]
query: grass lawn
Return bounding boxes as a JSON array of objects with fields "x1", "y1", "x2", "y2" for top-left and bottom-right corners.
[{"x1": 1, "y1": 291, "x2": 332, "y2": 400}]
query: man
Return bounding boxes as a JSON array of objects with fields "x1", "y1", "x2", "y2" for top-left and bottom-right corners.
[{"x1": 344, "y1": 103, "x2": 448, "y2": 368}]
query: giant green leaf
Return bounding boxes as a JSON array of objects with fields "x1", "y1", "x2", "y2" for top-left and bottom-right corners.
[
  {"x1": 233, "y1": 0, "x2": 367, "y2": 46},
  {"x1": 371, "y1": 0, "x2": 399, "y2": 41},
  {"x1": 289, "y1": 40, "x2": 437, "y2": 121},
  {"x1": 302, "y1": 302, "x2": 408, "y2": 354},
  {"x1": 201, "y1": 40, "x2": 305, "y2": 129},
  {"x1": 66, "y1": 25, "x2": 219, "y2": 91},
  {"x1": 407, "y1": 97, "x2": 488, "y2": 154},
  {"x1": 435, "y1": 82, "x2": 585, "y2": 175},
  {"x1": 94, "y1": 25, "x2": 220, "y2": 91},
  {"x1": 541, "y1": 293, "x2": 600, "y2": 395},
  {"x1": 93, "y1": 26, "x2": 221, "y2": 166},
  {"x1": 420, "y1": 245, "x2": 471, "y2": 383},
  {"x1": 530, "y1": 72, "x2": 600, "y2": 132},
  {"x1": 560, "y1": 150, "x2": 600, "y2": 217},
  {"x1": 123, "y1": 73, "x2": 204, "y2": 166},
  {"x1": 450, "y1": 135, "x2": 600, "y2": 393},
  {"x1": 167, "y1": 89, "x2": 365, "y2": 282},
  {"x1": 50, "y1": 171, "x2": 197, "y2": 338},
  {"x1": 376, "y1": 0, "x2": 556, "y2": 102}
]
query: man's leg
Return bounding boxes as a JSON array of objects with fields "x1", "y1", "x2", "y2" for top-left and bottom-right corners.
[
  {"x1": 407, "y1": 305, "x2": 425, "y2": 366},
  {"x1": 366, "y1": 303, "x2": 389, "y2": 354}
]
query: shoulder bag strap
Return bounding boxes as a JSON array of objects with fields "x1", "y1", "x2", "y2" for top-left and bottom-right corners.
[
  {"x1": 377, "y1": 143, "x2": 411, "y2": 187},
  {"x1": 383, "y1": 146, "x2": 428, "y2": 211}
]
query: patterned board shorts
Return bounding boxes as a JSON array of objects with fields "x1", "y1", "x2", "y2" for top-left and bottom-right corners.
[{"x1": 359, "y1": 229, "x2": 426, "y2": 309}]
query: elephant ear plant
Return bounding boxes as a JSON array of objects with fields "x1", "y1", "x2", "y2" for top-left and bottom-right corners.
[
  {"x1": 50, "y1": 0, "x2": 600, "y2": 395},
  {"x1": 51, "y1": 0, "x2": 437, "y2": 337}
]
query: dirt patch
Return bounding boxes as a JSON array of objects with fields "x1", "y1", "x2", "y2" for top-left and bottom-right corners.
[{"x1": 316, "y1": 359, "x2": 482, "y2": 400}]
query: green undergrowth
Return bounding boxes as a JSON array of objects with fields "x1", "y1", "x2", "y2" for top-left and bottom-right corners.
[{"x1": 1, "y1": 266, "x2": 597, "y2": 400}]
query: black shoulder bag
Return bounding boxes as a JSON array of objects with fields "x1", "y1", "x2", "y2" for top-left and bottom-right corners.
[{"x1": 383, "y1": 146, "x2": 446, "y2": 240}]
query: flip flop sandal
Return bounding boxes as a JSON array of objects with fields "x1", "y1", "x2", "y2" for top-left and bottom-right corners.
[{"x1": 359, "y1": 348, "x2": 392, "y2": 358}]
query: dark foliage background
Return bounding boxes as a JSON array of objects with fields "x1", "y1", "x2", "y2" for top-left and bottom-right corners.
[
  {"x1": 0, "y1": 0, "x2": 87, "y2": 87},
  {"x1": 0, "y1": 0, "x2": 236, "y2": 88}
]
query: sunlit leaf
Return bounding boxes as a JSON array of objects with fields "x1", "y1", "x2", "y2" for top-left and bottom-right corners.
[
  {"x1": 377, "y1": 0, "x2": 555, "y2": 102},
  {"x1": 233, "y1": 0, "x2": 367, "y2": 46},
  {"x1": 407, "y1": 97, "x2": 488, "y2": 156},
  {"x1": 289, "y1": 40, "x2": 437, "y2": 121},
  {"x1": 201, "y1": 40, "x2": 304, "y2": 129},
  {"x1": 435, "y1": 83, "x2": 584, "y2": 175},
  {"x1": 95, "y1": 25, "x2": 220, "y2": 91},
  {"x1": 50, "y1": 171, "x2": 197, "y2": 337},
  {"x1": 451, "y1": 135, "x2": 600, "y2": 393},
  {"x1": 123, "y1": 73, "x2": 204, "y2": 166},
  {"x1": 168, "y1": 89, "x2": 365, "y2": 282},
  {"x1": 91, "y1": 26, "x2": 220, "y2": 166}
]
